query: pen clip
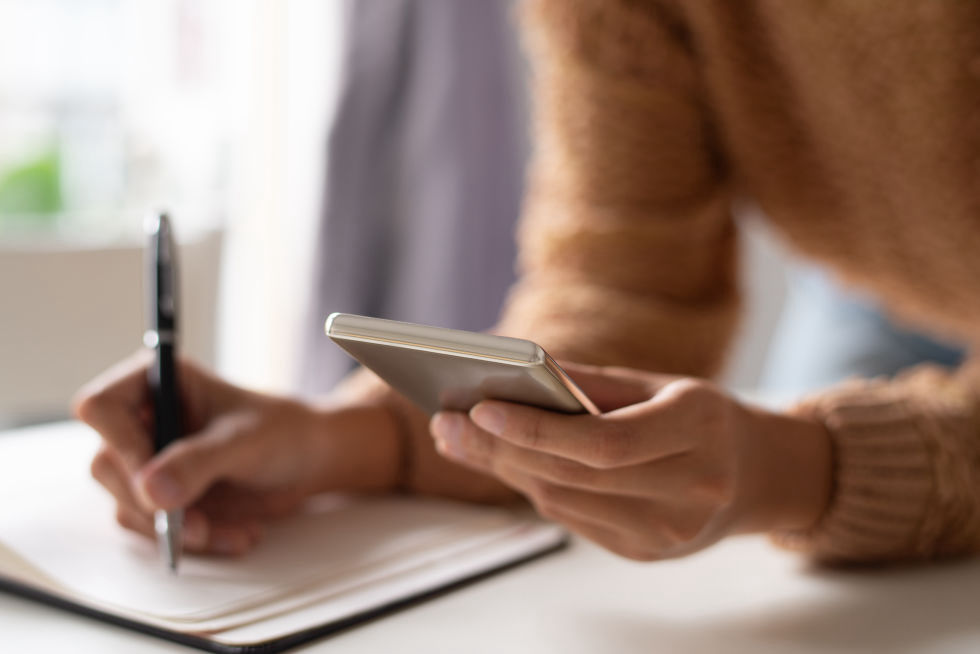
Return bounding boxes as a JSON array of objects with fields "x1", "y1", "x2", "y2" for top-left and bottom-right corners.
[{"x1": 145, "y1": 211, "x2": 179, "y2": 340}]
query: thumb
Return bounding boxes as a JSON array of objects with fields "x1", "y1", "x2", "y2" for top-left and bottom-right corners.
[
  {"x1": 135, "y1": 419, "x2": 253, "y2": 511},
  {"x1": 560, "y1": 362, "x2": 675, "y2": 412}
]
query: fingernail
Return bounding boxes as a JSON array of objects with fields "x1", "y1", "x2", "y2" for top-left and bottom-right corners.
[
  {"x1": 471, "y1": 403, "x2": 506, "y2": 436},
  {"x1": 144, "y1": 471, "x2": 182, "y2": 507},
  {"x1": 431, "y1": 412, "x2": 464, "y2": 458}
]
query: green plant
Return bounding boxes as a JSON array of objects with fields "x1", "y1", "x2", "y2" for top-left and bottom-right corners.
[{"x1": 0, "y1": 147, "x2": 64, "y2": 223}]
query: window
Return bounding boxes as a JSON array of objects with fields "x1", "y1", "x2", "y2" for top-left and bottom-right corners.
[{"x1": 0, "y1": 0, "x2": 342, "y2": 425}]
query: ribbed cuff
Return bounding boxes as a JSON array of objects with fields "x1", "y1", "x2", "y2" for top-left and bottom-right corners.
[{"x1": 772, "y1": 382, "x2": 936, "y2": 563}]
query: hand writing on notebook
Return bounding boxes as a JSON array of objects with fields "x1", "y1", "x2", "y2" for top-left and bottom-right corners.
[
  {"x1": 430, "y1": 363, "x2": 832, "y2": 561},
  {"x1": 72, "y1": 352, "x2": 404, "y2": 556}
]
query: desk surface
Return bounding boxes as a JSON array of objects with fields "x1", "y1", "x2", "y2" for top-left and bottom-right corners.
[{"x1": 4, "y1": 425, "x2": 980, "y2": 654}]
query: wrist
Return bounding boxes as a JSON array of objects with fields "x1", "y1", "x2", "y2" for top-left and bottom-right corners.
[
  {"x1": 738, "y1": 405, "x2": 833, "y2": 534},
  {"x1": 305, "y1": 400, "x2": 404, "y2": 494}
]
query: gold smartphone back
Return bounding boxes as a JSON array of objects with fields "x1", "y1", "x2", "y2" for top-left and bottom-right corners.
[{"x1": 325, "y1": 313, "x2": 598, "y2": 416}]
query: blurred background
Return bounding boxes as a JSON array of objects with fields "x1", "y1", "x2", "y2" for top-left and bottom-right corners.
[
  {"x1": 0, "y1": 0, "x2": 790, "y2": 428},
  {"x1": 0, "y1": 0, "x2": 341, "y2": 425}
]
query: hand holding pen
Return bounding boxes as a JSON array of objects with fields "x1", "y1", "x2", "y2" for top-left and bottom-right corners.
[{"x1": 73, "y1": 287, "x2": 402, "y2": 558}]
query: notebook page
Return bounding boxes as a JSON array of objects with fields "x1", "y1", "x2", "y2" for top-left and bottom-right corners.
[
  {"x1": 0, "y1": 424, "x2": 301, "y2": 619},
  {"x1": 207, "y1": 521, "x2": 565, "y2": 646},
  {"x1": 0, "y1": 422, "x2": 562, "y2": 634},
  {"x1": 179, "y1": 518, "x2": 551, "y2": 633}
]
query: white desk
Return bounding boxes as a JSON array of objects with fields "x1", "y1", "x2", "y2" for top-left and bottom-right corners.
[{"x1": 4, "y1": 426, "x2": 980, "y2": 653}]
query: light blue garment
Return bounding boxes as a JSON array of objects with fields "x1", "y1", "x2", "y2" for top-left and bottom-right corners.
[{"x1": 759, "y1": 266, "x2": 966, "y2": 396}]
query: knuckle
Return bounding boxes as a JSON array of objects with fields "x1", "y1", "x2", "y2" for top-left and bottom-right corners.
[
  {"x1": 523, "y1": 411, "x2": 548, "y2": 449},
  {"x1": 115, "y1": 507, "x2": 138, "y2": 531},
  {"x1": 90, "y1": 449, "x2": 114, "y2": 482},
  {"x1": 662, "y1": 379, "x2": 736, "y2": 443},
  {"x1": 669, "y1": 378, "x2": 712, "y2": 401},
  {"x1": 662, "y1": 379, "x2": 723, "y2": 416},
  {"x1": 548, "y1": 457, "x2": 595, "y2": 485},
  {"x1": 72, "y1": 390, "x2": 104, "y2": 424}
]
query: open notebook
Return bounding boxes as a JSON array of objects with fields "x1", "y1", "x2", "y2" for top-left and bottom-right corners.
[{"x1": 0, "y1": 422, "x2": 566, "y2": 653}]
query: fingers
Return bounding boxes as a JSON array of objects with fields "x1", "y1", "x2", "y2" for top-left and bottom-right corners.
[
  {"x1": 183, "y1": 509, "x2": 265, "y2": 556},
  {"x1": 74, "y1": 352, "x2": 236, "y2": 474},
  {"x1": 91, "y1": 446, "x2": 263, "y2": 555},
  {"x1": 74, "y1": 351, "x2": 154, "y2": 415},
  {"x1": 433, "y1": 413, "x2": 727, "y2": 501},
  {"x1": 489, "y1": 466, "x2": 695, "y2": 561},
  {"x1": 74, "y1": 351, "x2": 156, "y2": 473},
  {"x1": 116, "y1": 506, "x2": 155, "y2": 537},
  {"x1": 558, "y1": 362, "x2": 675, "y2": 412},
  {"x1": 464, "y1": 398, "x2": 690, "y2": 468},
  {"x1": 193, "y1": 483, "x2": 305, "y2": 523},
  {"x1": 91, "y1": 445, "x2": 150, "y2": 515},
  {"x1": 431, "y1": 375, "x2": 743, "y2": 563},
  {"x1": 205, "y1": 524, "x2": 262, "y2": 556},
  {"x1": 136, "y1": 416, "x2": 256, "y2": 512},
  {"x1": 433, "y1": 412, "x2": 728, "y2": 517},
  {"x1": 80, "y1": 354, "x2": 275, "y2": 557},
  {"x1": 91, "y1": 446, "x2": 155, "y2": 534}
]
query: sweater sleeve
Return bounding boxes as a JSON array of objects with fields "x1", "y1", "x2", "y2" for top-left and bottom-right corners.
[
  {"x1": 772, "y1": 357, "x2": 980, "y2": 563},
  {"x1": 495, "y1": 0, "x2": 739, "y2": 377}
]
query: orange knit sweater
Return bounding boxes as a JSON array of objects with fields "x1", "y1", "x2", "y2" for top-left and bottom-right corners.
[{"x1": 493, "y1": 0, "x2": 980, "y2": 563}]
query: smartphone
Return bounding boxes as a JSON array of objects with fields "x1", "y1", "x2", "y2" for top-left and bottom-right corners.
[{"x1": 325, "y1": 313, "x2": 599, "y2": 416}]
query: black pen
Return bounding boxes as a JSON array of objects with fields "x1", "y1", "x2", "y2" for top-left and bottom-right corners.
[{"x1": 145, "y1": 211, "x2": 183, "y2": 574}]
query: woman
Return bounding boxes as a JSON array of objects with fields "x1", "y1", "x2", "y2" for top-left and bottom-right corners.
[{"x1": 76, "y1": 0, "x2": 980, "y2": 563}]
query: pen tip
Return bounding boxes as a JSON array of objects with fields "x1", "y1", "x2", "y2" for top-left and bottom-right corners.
[
  {"x1": 156, "y1": 509, "x2": 183, "y2": 576},
  {"x1": 144, "y1": 210, "x2": 171, "y2": 236}
]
